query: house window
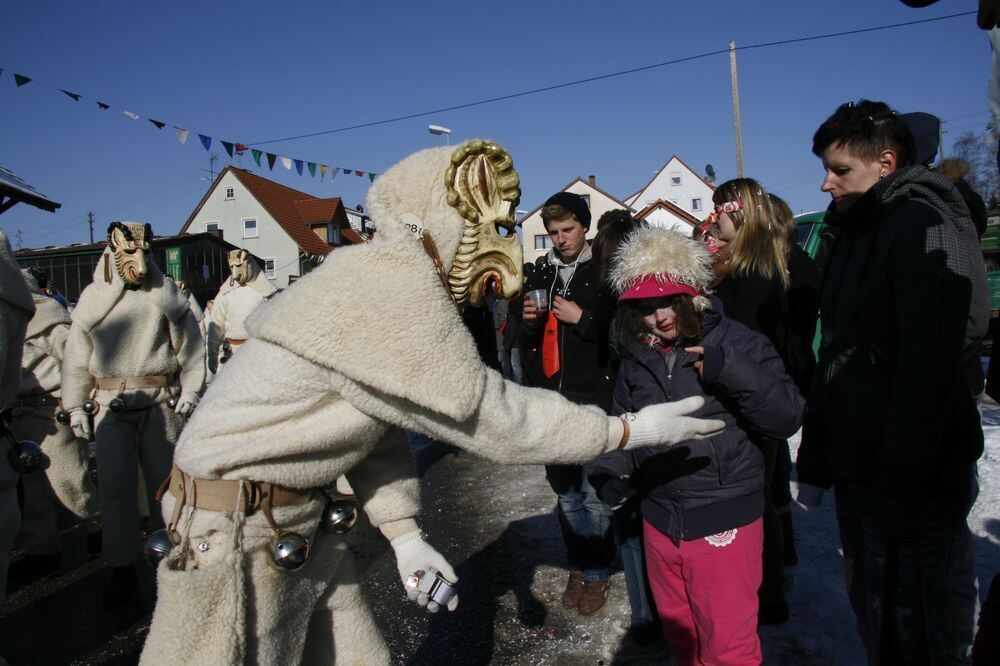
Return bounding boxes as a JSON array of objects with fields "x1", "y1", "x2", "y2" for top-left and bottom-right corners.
[
  {"x1": 580, "y1": 194, "x2": 591, "y2": 208},
  {"x1": 242, "y1": 218, "x2": 258, "y2": 238},
  {"x1": 205, "y1": 222, "x2": 219, "y2": 233},
  {"x1": 691, "y1": 198, "x2": 702, "y2": 211},
  {"x1": 327, "y1": 224, "x2": 341, "y2": 245},
  {"x1": 224, "y1": 186, "x2": 235, "y2": 200},
  {"x1": 535, "y1": 234, "x2": 554, "y2": 250},
  {"x1": 670, "y1": 173, "x2": 682, "y2": 186},
  {"x1": 264, "y1": 258, "x2": 275, "y2": 280}
]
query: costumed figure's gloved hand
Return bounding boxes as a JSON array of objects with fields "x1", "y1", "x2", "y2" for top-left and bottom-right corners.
[
  {"x1": 173, "y1": 392, "x2": 200, "y2": 416},
  {"x1": 390, "y1": 528, "x2": 459, "y2": 613},
  {"x1": 69, "y1": 408, "x2": 91, "y2": 440},
  {"x1": 606, "y1": 396, "x2": 724, "y2": 452}
]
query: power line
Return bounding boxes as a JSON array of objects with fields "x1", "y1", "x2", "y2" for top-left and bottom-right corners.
[{"x1": 245, "y1": 10, "x2": 976, "y2": 146}]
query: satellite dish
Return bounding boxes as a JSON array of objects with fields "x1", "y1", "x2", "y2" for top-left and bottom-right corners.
[{"x1": 705, "y1": 164, "x2": 716, "y2": 183}]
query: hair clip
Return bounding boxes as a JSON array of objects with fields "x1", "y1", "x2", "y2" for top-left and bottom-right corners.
[{"x1": 715, "y1": 200, "x2": 743, "y2": 214}]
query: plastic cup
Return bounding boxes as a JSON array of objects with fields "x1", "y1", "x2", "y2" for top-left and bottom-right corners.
[{"x1": 528, "y1": 289, "x2": 549, "y2": 312}]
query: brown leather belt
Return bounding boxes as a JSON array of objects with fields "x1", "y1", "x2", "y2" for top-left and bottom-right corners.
[
  {"x1": 95, "y1": 375, "x2": 170, "y2": 390},
  {"x1": 158, "y1": 464, "x2": 312, "y2": 519},
  {"x1": 226, "y1": 338, "x2": 247, "y2": 346}
]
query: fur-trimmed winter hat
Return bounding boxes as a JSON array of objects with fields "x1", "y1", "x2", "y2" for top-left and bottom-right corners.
[{"x1": 610, "y1": 226, "x2": 713, "y2": 310}]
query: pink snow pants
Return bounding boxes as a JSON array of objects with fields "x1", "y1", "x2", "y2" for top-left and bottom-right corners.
[{"x1": 643, "y1": 517, "x2": 763, "y2": 666}]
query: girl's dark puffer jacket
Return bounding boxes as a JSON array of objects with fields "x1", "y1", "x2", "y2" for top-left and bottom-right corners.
[{"x1": 589, "y1": 298, "x2": 805, "y2": 543}]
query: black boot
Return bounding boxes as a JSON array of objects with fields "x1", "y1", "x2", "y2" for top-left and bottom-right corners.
[{"x1": 103, "y1": 564, "x2": 137, "y2": 608}]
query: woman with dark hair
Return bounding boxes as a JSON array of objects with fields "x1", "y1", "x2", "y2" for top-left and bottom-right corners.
[{"x1": 589, "y1": 227, "x2": 803, "y2": 665}]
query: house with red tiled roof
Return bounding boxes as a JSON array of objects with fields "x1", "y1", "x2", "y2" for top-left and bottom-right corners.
[
  {"x1": 180, "y1": 166, "x2": 362, "y2": 286},
  {"x1": 623, "y1": 155, "x2": 715, "y2": 223}
]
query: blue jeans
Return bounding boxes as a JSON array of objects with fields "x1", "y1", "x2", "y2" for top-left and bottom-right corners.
[
  {"x1": 835, "y1": 470, "x2": 979, "y2": 665},
  {"x1": 545, "y1": 464, "x2": 614, "y2": 581},
  {"x1": 614, "y1": 503, "x2": 660, "y2": 636},
  {"x1": 498, "y1": 347, "x2": 523, "y2": 384}
]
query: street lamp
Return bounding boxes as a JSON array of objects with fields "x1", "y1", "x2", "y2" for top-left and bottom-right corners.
[{"x1": 428, "y1": 124, "x2": 452, "y2": 145}]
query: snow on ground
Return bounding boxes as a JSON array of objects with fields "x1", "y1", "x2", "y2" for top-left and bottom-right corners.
[{"x1": 763, "y1": 401, "x2": 1000, "y2": 665}]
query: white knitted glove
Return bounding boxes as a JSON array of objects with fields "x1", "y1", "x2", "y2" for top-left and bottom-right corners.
[
  {"x1": 174, "y1": 392, "x2": 200, "y2": 416},
  {"x1": 390, "y1": 529, "x2": 459, "y2": 612},
  {"x1": 69, "y1": 409, "x2": 91, "y2": 440},
  {"x1": 609, "y1": 397, "x2": 725, "y2": 452}
]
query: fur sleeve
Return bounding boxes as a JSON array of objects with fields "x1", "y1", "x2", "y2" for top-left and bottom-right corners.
[
  {"x1": 206, "y1": 291, "x2": 228, "y2": 364},
  {"x1": 344, "y1": 428, "x2": 421, "y2": 527},
  {"x1": 171, "y1": 309, "x2": 206, "y2": 395},
  {"x1": 61, "y1": 323, "x2": 95, "y2": 409}
]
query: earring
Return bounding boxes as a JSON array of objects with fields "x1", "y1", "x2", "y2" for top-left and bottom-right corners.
[{"x1": 879, "y1": 170, "x2": 885, "y2": 180}]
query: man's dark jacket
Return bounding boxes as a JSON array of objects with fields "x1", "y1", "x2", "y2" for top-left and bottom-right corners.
[
  {"x1": 588, "y1": 301, "x2": 804, "y2": 542},
  {"x1": 797, "y1": 166, "x2": 989, "y2": 507}
]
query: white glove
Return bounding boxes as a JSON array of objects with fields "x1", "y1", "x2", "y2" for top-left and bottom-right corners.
[
  {"x1": 69, "y1": 409, "x2": 92, "y2": 439},
  {"x1": 174, "y1": 392, "x2": 200, "y2": 416},
  {"x1": 795, "y1": 482, "x2": 826, "y2": 509},
  {"x1": 390, "y1": 529, "x2": 459, "y2": 612},
  {"x1": 610, "y1": 396, "x2": 725, "y2": 451}
]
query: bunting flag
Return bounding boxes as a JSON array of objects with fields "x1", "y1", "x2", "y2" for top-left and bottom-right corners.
[{"x1": 4, "y1": 65, "x2": 382, "y2": 183}]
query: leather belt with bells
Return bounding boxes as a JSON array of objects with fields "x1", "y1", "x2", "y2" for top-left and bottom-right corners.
[{"x1": 95, "y1": 375, "x2": 170, "y2": 390}]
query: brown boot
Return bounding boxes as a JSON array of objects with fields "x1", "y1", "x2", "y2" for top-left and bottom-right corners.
[
  {"x1": 577, "y1": 578, "x2": 611, "y2": 615},
  {"x1": 561, "y1": 569, "x2": 585, "y2": 609}
]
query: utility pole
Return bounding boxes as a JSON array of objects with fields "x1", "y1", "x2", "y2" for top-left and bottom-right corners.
[
  {"x1": 938, "y1": 120, "x2": 946, "y2": 164},
  {"x1": 729, "y1": 41, "x2": 744, "y2": 178},
  {"x1": 87, "y1": 211, "x2": 94, "y2": 244}
]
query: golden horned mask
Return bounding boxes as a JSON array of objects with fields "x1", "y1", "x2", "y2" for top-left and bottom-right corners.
[
  {"x1": 444, "y1": 140, "x2": 523, "y2": 306},
  {"x1": 107, "y1": 222, "x2": 152, "y2": 287},
  {"x1": 227, "y1": 249, "x2": 256, "y2": 286}
]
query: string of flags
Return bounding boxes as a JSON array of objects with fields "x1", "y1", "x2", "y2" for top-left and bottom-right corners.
[{"x1": 1, "y1": 67, "x2": 378, "y2": 183}]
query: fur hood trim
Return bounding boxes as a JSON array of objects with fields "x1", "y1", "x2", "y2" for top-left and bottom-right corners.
[
  {"x1": 71, "y1": 247, "x2": 189, "y2": 332},
  {"x1": 247, "y1": 235, "x2": 486, "y2": 422},
  {"x1": 27, "y1": 291, "x2": 71, "y2": 339},
  {"x1": 610, "y1": 227, "x2": 714, "y2": 308},
  {"x1": 0, "y1": 231, "x2": 35, "y2": 314},
  {"x1": 217, "y1": 264, "x2": 277, "y2": 299}
]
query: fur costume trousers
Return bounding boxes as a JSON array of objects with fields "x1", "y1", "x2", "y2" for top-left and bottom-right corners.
[
  {"x1": 141, "y1": 494, "x2": 389, "y2": 666},
  {"x1": 8, "y1": 405, "x2": 99, "y2": 554},
  {"x1": 93, "y1": 394, "x2": 181, "y2": 567}
]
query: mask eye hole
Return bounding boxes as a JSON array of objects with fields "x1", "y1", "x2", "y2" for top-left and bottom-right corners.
[{"x1": 494, "y1": 222, "x2": 514, "y2": 238}]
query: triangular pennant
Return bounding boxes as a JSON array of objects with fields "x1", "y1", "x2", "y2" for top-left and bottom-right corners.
[
  {"x1": 149, "y1": 119, "x2": 166, "y2": 129},
  {"x1": 331, "y1": 167, "x2": 340, "y2": 179},
  {"x1": 266, "y1": 153, "x2": 277, "y2": 170},
  {"x1": 252, "y1": 149, "x2": 262, "y2": 166},
  {"x1": 368, "y1": 172, "x2": 377, "y2": 183},
  {"x1": 97, "y1": 101, "x2": 110, "y2": 110},
  {"x1": 174, "y1": 127, "x2": 189, "y2": 144},
  {"x1": 235, "y1": 144, "x2": 248, "y2": 153},
  {"x1": 320, "y1": 165, "x2": 328, "y2": 180},
  {"x1": 221, "y1": 141, "x2": 234, "y2": 158},
  {"x1": 307, "y1": 162, "x2": 317, "y2": 177},
  {"x1": 61, "y1": 90, "x2": 80, "y2": 101},
  {"x1": 280, "y1": 157, "x2": 292, "y2": 170},
  {"x1": 198, "y1": 134, "x2": 211, "y2": 151},
  {"x1": 355, "y1": 170, "x2": 364, "y2": 177},
  {"x1": 294, "y1": 159, "x2": 304, "y2": 176},
  {"x1": 13, "y1": 74, "x2": 32, "y2": 87},
  {"x1": 122, "y1": 110, "x2": 140, "y2": 120}
]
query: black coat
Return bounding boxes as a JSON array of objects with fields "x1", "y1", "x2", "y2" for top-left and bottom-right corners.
[
  {"x1": 588, "y1": 301, "x2": 804, "y2": 542},
  {"x1": 797, "y1": 166, "x2": 989, "y2": 506},
  {"x1": 785, "y1": 245, "x2": 821, "y2": 396},
  {"x1": 520, "y1": 249, "x2": 615, "y2": 407},
  {"x1": 713, "y1": 267, "x2": 789, "y2": 363}
]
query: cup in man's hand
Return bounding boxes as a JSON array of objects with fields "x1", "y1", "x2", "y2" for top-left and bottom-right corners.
[{"x1": 527, "y1": 289, "x2": 549, "y2": 312}]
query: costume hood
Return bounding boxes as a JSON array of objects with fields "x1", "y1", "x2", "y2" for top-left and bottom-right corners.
[
  {"x1": 22, "y1": 269, "x2": 71, "y2": 338},
  {"x1": 0, "y1": 230, "x2": 34, "y2": 314},
  {"x1": 71, "y1": 246, "x2": 190, "y2": 333},
  {"x1": 219, "y1": 250, "x2": 277, "y2": 299}
]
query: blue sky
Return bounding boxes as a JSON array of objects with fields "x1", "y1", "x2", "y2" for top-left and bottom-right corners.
[{"x1": 0, "y1": 1, "x2": 988, "y2": 249}]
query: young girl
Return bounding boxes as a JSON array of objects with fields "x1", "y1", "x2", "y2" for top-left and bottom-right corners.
[{"x1": 589, "y1": 227, "x2": 803, "y2": 665}]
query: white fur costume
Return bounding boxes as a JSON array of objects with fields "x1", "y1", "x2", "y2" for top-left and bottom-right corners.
[
  {"x1": 9, "y1": 274, "x2": 99, "y2": 556},
  {"x1": 141, "y1": 143, "x2": 717, "y2": 665},
  {"x1": 62, "y1": 245, "x2": 205, "y2": 567},
  {"x1": 0, "y1": 230, "x2": 35, "y2": 600},
  {"x1": 206, "y1": 256, "x2": 276, "y2": 374}
]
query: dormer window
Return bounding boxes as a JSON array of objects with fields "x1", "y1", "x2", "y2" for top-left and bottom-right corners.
[
  {"x1": 327, "y1": 224, "x2": 341, "y2": 245},
  {"x1": 225, "y1": 186, "x2": 235, "y2": 200}
]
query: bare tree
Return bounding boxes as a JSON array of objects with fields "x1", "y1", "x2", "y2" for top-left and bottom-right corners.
[{"x1": 951, "y1": 131, "x2": 999, "y2": 208}]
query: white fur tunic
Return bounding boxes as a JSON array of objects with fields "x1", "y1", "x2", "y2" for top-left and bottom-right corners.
[{"x1": 18, "y1": 293, "x2": 71, "y2": 398}]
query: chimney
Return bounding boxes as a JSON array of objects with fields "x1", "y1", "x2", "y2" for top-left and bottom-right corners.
[{"x1": 588, "y1": 175, "x2": 596, "y2": 187}]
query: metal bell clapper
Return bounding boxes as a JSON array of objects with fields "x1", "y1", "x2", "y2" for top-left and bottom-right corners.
[
  {"x1": 55, "y1": 410, "x2": 71, "y2": 425},
  {"x1": 166, "y1": 395, "x2": 179, "y2": 410},
  {"x1": 321, "y1": 497, "x2": 358, "y2": 534},
  {"x1": 271, "y1": 532, "x2": 309, "y2": 570},
  {"x1": 16, "y1": 440, "x2": 49, "y2": 473},
  {"x1": 143, "y1": 528, "x2": 174, "y2": 566}
]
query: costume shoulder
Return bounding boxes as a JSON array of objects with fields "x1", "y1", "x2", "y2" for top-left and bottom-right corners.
[
  {"x1": 27, "y1": 293, "x2": 71, "y2": 338},
  {"x1": 0, "y1": 231, "x2": 34, "y2": 315},
  {"x1": 247, "y1": 236, "x2": 486, "y2": 422}
]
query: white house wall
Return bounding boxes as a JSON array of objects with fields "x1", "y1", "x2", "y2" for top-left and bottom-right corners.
[
  {"x1": 185, "y1": 171, "x2": 301, "y2": 287},
  {"x1": 643, "y1": 208, "x2": 695, "y2": 234},
  {"x1": 627, "y1": 158, "x2": 714, "y2": 222}
]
